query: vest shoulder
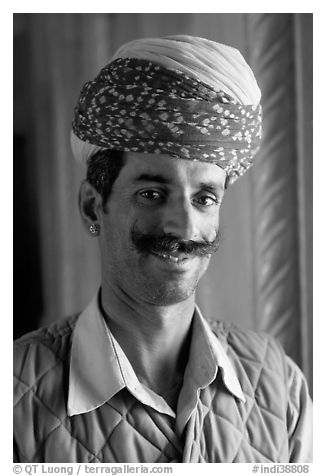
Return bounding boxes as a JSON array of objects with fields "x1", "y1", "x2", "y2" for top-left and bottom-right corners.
[
  {"x1": 14, "y1": 314, "x2": 79, "y2": 385},
  {"x1": 207, "y1": 318, "x2": 286, "y2": 368},
  {"x1": 14, "y1": 313, "x2": 79, "y2": 346}
]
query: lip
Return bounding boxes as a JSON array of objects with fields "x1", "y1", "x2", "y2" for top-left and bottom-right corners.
[{"x1": 150, "y1": 250, "x2": 192, "y2": 266}]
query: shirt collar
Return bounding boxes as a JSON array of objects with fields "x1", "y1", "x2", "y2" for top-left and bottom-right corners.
[
  {"x1": 187, "y1": 305, "x2": 245, "y2": 402},
  {"x1": 175, "y1": 305, "x2": 245, "y2": 433},
  {"x1": 68, "y1": 294, "x2": 174, "y2": 417},
  {"x1": 67, "y1": 293, "x2": 245, "y2": 417},
  {"x1": 67, "y1": 294, "x2": 124, "y2": 416}
]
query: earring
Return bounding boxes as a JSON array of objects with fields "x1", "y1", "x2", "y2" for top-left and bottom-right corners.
[{"x1": 89, "y1": 223, "x2": 100, "y2": 236}]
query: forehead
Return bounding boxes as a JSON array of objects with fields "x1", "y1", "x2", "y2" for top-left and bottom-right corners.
[{"x1": 118, "y1": 152, "x2": 226, "y2": 186}]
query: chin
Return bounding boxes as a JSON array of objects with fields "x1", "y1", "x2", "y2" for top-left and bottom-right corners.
[{"x1": 142, "y1": 283, "x2": 197, "y2": 306}]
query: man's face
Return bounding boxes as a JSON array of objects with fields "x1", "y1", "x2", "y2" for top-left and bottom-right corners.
[{"x1": 99, "y1": 152, "x2": 226, "y2": 306}]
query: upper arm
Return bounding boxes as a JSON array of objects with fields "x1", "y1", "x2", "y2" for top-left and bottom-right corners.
[{"x1": 286, "y1": 356, "x2": 313, "y2": 462}]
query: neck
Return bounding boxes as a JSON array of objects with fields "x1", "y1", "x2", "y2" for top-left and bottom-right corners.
[{"x1": 100, "y1": 280, "x2": 195, "y2": 399}]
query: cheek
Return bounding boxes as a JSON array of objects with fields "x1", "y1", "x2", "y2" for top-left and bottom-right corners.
[
  {"x1": 131, "y1": 211, "x2": 164, "y2": 234},
  {"x1": 100, "y1": 214, "x2": 128, "y2": 250},
  {"x1": 199, "y1": 211, "x2": 220, "y2": 241}
]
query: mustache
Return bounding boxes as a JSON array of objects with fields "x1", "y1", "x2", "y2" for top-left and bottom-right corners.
[{"x1": 131, "y1": 228, "x2": 220, "y2": 257}]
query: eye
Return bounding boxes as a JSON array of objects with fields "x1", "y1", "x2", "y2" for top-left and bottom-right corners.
[
  {"x1": 139, "y1": 190, "x2": 161, "y2": 199},
  {"x1": 193, "y1": 194, "x2": 219, "y2": 207},
  {"x1": 137, "y1": 189, "x2": 164, "y2": 204}
]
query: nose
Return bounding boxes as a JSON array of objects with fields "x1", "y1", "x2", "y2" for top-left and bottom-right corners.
[{"x1": 161, "y1": 198, "x2": 199, "y2": 240}]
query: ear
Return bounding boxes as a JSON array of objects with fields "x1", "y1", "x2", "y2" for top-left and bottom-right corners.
[{"x1": 78, "y1": 180, "x2": 103, "y2": 230}]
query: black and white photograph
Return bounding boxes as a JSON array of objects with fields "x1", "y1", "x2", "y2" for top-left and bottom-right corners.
[{"x1": 13, "y1": 12, "x2": 313, "y2": 465}]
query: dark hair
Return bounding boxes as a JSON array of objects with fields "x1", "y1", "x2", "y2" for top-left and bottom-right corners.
[{"x1": 86, "y1": 149, "x2": 125, "y2": 205}]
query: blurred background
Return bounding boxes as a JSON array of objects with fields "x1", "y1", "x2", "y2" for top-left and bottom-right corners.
[{"x1": 13, "y1": 13, "x2": 313, "y2": 390}]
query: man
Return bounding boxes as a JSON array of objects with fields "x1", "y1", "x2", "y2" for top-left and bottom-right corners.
[{"x1": 14, "y1": 35, "x2": 312, "y2": 463}]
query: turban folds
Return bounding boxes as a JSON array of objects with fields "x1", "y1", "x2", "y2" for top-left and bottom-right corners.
[{"x1": 71, "y1": 35, "x2": 262, "y2": 184}]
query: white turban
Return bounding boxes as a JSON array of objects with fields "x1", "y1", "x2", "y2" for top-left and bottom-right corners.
[{"x1": 110, "y1": 35, "x2": 261, "y2": 105}]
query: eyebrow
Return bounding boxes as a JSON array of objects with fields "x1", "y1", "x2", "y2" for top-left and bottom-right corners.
[
  {"x1": 133, "y1": 173, "x2": 170, "y2": 184},
  {"x1": 133, "y1": 174, "x2": 226, "y2": 191},
  {"x1": 198, "y1": 182, "x2": 226, "y2": 193}
]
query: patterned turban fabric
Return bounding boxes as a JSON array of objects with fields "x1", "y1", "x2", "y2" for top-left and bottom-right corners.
[{"x1": 71, "y1": 35, "x2": 262, "y2": 184}]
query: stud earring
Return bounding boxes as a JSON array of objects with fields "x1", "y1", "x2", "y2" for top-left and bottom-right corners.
[{"x1": 89, "y1": 223, "x2": 100, "y2": 236}]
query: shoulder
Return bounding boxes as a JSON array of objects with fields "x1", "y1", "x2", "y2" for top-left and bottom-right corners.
[
  {"x1": 14, "y1": 314, "x2": 79, "y2": 405},
  {"x1": 208, "y1": 318, "x2": 286, "y2": 365},
  {"x1": 14, "y1": 315, "x2": 80, "y2": 462},
  {"x1": 14, "y1": 313, "x2": 79, "y2": 359},
  {"x1": 206, "y1": 318, "x2": 289, "y2": 395}
]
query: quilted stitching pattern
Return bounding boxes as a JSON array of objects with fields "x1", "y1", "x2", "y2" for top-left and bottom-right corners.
[{"x1": 14, "y1": 314, "x2": 291, "y2": 463}]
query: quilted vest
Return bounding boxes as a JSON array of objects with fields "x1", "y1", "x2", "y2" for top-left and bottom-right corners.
[{"x1": 14, "y1": 314, "x2": 294, "y2": 463}]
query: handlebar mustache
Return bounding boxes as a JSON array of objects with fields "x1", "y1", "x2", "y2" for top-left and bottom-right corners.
[{"x1": 131, "y1": 228, "x2": 220, "y2": 257}]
